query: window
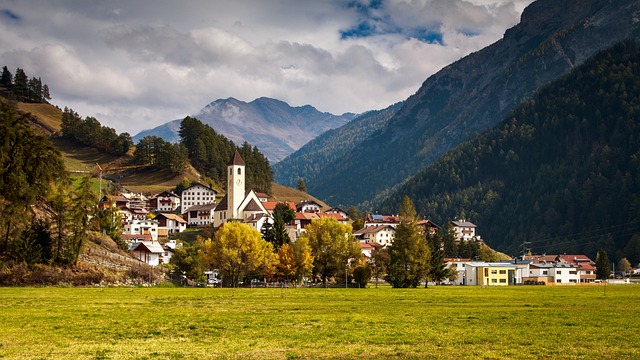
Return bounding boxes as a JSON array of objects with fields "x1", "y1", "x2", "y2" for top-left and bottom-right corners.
[
  {"x1": 569, "y1": 271, "x2": 577, "y2": 275},
  {"x1": 491, "y1": 279, "x2": 497, "y2": 283},
  {"x1": 499, "y1": 270, "x2": 506, "y2": 274},
  {"x1": 499, "y1": 279, "x2": 506, "y2": 283},
  {"x1": 491, "y1": 270, "x2": 497, "y2": 274},
  {"x1": 556, "y1": 271, "x2": 562, "y2": 275},
  {"x1": 556, "y1": 279, "x2": 562, "y2": 283},
  {"x1": 238, "y1": 168, "x2": 241, "y2": 175},
  {"x1": 229, "y1": 168, "x2": 232, "y2": 175},
  {"x1": 542, "y1": 270, "x2": 548, "y2": 275}
]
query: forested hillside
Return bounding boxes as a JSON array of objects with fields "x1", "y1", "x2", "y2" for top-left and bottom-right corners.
[
  {"x1": 273, "y1": 102, "x2": 402, "y2": 188},
  {"x1": 380, "y1": 40, "x2": 640, "y2": 263},
  {"x1": 178, "y1": 116, "x2": 273, "y2": 194},
  {"x1": 307, "y1": 0, "x2": 640, "y2": 209}
]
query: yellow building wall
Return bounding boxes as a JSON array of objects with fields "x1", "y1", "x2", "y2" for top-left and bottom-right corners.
[{"x1": 476, "y1": 266, "x2": 512, "y2": 286}]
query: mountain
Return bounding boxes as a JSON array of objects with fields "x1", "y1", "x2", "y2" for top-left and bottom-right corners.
[
  {"x1": 272, "y1": 102, "x2": 403, "y2": 188},
  {"x1": 379, "y1": 40, "x2": 640, "y2": 261},
  {"x1": 306, "y1": 0, "x2": 640, "y2": 209},
  {"x1": 133, "y1": 97, "x2": 357, "y2": 163}
]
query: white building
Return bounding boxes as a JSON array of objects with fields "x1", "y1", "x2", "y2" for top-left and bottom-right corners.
[
  {"x1": 526, "y1": 263, "x2": 580, "y2": 285},
  {"x1": 155, "y1": 213, "x2": 187, "y2": 234},
  {"x1": 213, "y1": 151, "x2": 270, "y2": 228},
  {"x1": 184, "y1": 203, "x2": 216, "y2": 226},
  {"x1": 129, "y1": 241, "x2": 165, "y2": 266},
  {"x1": 449, "y1": 220, "x2": 482, "y2": 242},
  {"x1": 353, "y1": 225, "x2": 395, "y2": 247},
  {"x1": 123, "y1": 219, "x2": 159, "y2": 241},
  {"x1": 181, "y1": 183, "x2": 217, "y2": 211},
  {"x1": 150, "y1": 191, "x2": 181, "y2": 212}
]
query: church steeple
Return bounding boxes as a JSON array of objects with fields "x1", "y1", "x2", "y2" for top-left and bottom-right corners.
[{"x1": 227, "y1": 150, "x2": 245, "y2": 219}]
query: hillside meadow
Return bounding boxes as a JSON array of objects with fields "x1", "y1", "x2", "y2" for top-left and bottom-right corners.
[{"x1": 1, "y1": 285, "x2": 639, "y2": 359}]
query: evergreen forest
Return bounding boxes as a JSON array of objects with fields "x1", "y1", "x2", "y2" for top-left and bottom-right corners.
[
  {"x1": 179, "y1": 116, "x2": 273, "y2": 194},
  {"x1": 380, "y1": 40, "x2": 640, "y2": 263}
]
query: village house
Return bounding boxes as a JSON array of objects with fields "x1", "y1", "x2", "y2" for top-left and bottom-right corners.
[
  {"x1": 326, "y1": 207, "x2": 349, "y2": 219},
  {"x1": 360, "y1": 242, "x2": 374, "y2": 258},
  {"x1": 181, "y1": 182, "x2": 217, "y2": 212},
  {"x1": 353, "y1": 225, "x2": 395, "y2": 247},
  {"x1": 149, "y1": 191, "x2": 181, "y2": 212},
  {"x1": 523, "y1": 254, "x2": 596, "y2": 283},
  {"x1": 155, "y1": 213, "x2": 187, "y2": 234},
  {"x1": 296, "y1": 200, "x2": 322, "y2": 213},
  {"x1": 463, "y1": 262, "x2": 521, "y2": 286},
  {"x1": 449, "y1": 219, "x2": 483, "y2": 242},
  {"x1": 118, "y1": 207, "x2": 150, "y2": 224},
  {"x1": 317, "y1": 212, "x2": 349, "y2": 225},
  {"x1": 525, "y1": 263, "x2": 580, "y2": 285},
  {"x1": 184, "y1": 203, "x2": 216, "y2": 226},
  {"x1": 255, "y1": 192, "x2": 269, "y2": 202},
  {"x1": 444, "y1": 258, "x2": 472, "y2": 285},
  {"x1": 365, "y1": 214, "x2": 402, "y2": 228},
  {"x1": 121, "y1": 192, "x2": 149, "y2": 211},
  {"x1": 418, "y1": 219, "x2": 441, "y2": 236},
  {"x1": 129, "y1": 240, "x2": 166, "y2": 266},
  {"x1": 123, "y1": 219, "x2": 159, "y2": 241}
]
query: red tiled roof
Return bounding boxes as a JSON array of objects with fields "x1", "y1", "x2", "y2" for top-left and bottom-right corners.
[
  {"x1": 317, "y1": 212, "x2": 346, "y2": 221},
  {"x1": 263, "y1": 201, "x2": 296, "y2": 211}
]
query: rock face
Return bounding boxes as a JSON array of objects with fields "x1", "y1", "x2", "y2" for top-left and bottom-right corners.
[
  {"x1": 134, "y1": 97, "x2": 356, "y2": 163},
  {"x1": 307, "y1": 0, "x2": 640, "y2": 208}
]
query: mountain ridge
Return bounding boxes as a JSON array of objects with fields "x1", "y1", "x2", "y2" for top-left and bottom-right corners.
[
  {"x1": 133, "y1": 97, "x2": 357, "y2": 163},
  {"x1": 306, "y1": 0, "x2": 640, "y2": 209}
]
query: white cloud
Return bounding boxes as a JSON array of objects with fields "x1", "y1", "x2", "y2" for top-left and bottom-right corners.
[{"x1": 0, "y1": 0, "x2": 533, "y2": 135}]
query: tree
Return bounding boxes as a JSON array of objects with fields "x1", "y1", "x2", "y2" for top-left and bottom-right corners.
[
  {"x1": 386, "y1": 196, "x2": 430, "y2": 288},
  {"x1": 206, "y1": 222, "x2": 276, "y2": 287},
  {"x1": 172, "y1": 241, "x2": 204, "y2": 281},
  {"x1": 617, "y1": 257, "x2": 632, "y2": 276},
  {"x1": 370, "y1": 246, "x2": 390, "y2": 288},
  {"x1": 426, "y1": 231, "x2": 448, "y2": 286},
  {"x1": 595, "y1": 249, "x2": 611, "y2": 280},
  {"x1": 262, "y1": 202, "x2": 295, "y2": 250},
  {"x1": 297, "y1": 178, "x2": 307, "y2": 192},
  {"x1": 94, "y1": 206, "x2": 124, "y2": 249},
  {"x1": 0, "y1": 99, "x2": 65, "y2": 253},
  {"x1": 347, "y1": 205, "x2": 365, "y2": 231},
  {"x1": 302, "y1": 217, "x2": 360, "y2": 285},
  {"x1": 1, "y1": 66, "x2": 12, "y2": 88},
  {"x1": 352, "y1": 262, "x2": 372, "y2": 288}
]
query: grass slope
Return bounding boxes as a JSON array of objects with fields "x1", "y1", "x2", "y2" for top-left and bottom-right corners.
[
  {"x1": 17, "y1": 102, "x2": 62, "y2": 134},
  {"x1": 1, "y1": 286, "x2": 638, "y2": 359}
]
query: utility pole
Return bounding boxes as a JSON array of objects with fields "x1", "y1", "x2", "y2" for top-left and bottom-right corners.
[{"x1": 520, "y1": 241, "x2": 531, "y2": 259}]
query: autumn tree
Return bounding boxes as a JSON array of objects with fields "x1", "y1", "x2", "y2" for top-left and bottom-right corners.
[
  {"x1": 370, "y1": 246, "x2": 390, "y2": 288},
  {"x1": 386, "y1": 196, "x2": 430, "y2": 288},
  {"x1": 205, "y1": 222, "x2": 277, "y2": 287},
  {"x1": 276, "y1": 237, "x2": 314, "y2": 285},
  {"x1": 617, "y1": 257, "x2": 631, "y2": 276},
  {"x1": 303, "y1": 217, "x2": 361, "y2": 285}
]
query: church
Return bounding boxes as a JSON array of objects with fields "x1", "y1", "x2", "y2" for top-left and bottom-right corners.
[{"x1": 213, "y1": 151, "x2": 270, "y2": 229}]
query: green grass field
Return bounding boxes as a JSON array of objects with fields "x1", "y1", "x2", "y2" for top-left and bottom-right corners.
[{"x1": 1, "y1": 285, "x2": 638, "y2": 359}]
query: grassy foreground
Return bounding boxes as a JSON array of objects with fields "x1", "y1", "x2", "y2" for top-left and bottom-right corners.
[{"x1": 1, "y1": 285, "x2": 639, "y2": 359}]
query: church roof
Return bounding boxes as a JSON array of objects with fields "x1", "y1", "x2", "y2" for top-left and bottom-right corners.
[
  {"x1": 244, "y1": 198, "x2": 263, "y2": 212},
  {"x1": 228, "y1": 150, "x2": 245, "y2": 166},
  {"x1": 214, "y1": 195, "x2": 228, "y2": 211}
]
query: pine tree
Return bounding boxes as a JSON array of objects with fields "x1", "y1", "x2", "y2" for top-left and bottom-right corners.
[
  {"x1": 297, "y1": 178, "x2": 307, "y2": 192},
  {"x1": 595, "y1": 249, "x2": 611, "y2": 280}
]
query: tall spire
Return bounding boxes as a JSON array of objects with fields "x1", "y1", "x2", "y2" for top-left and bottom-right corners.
[{"x1": 228, "y1": 150, "x2": 245, "y2": 166}]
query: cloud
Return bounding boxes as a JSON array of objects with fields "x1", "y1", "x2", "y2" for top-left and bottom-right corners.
[{"x1": 0, "y1": 0, "x2": 533, "y2": 135}]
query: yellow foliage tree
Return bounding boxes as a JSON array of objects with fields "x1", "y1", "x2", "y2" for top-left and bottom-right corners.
[{"x1": 203, "y1": 222, "x2": 277, "y2": 287}]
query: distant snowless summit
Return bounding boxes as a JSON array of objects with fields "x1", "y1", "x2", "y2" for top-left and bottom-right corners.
[{"x1": 133, "y1": 97, "x2": 357, "y2": 163}]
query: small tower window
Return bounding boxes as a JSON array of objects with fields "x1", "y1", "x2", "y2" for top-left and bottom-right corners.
[
  {"x1": 229, "y1": 168, "x2": 232, "y2": 175},
  {"x1": 237, "y1": 168, "x2": 242, "y2": 175}
]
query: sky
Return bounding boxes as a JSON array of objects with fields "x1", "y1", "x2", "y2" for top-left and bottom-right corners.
[{"x1": 0, "y1": 0, "x2": 534, "y2": 135}]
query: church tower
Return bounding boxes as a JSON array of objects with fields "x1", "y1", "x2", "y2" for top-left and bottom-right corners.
[{"x1": 227, "y1": 150, "x2": 245, "y2": 219}]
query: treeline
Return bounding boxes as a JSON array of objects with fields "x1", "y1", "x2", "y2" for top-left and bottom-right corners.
[
  {"x1": 0, "y1": 66, "x2": 51, "y2": 103},
  {"x1": 179, "y1": 116, "x2": 273, "y2": 193},
  {"x1": 60, "y1": 107, "x2": 133, "y2": 156},
  {"x1": 0, "y1": 99, "x2": 119, "y2": 268},
  {"x1": 379, "y1": 40, "x2": 640, "y2": 263},
  {"x1": 135, "y1": 135, "x2": 188, "y2": 176}
]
